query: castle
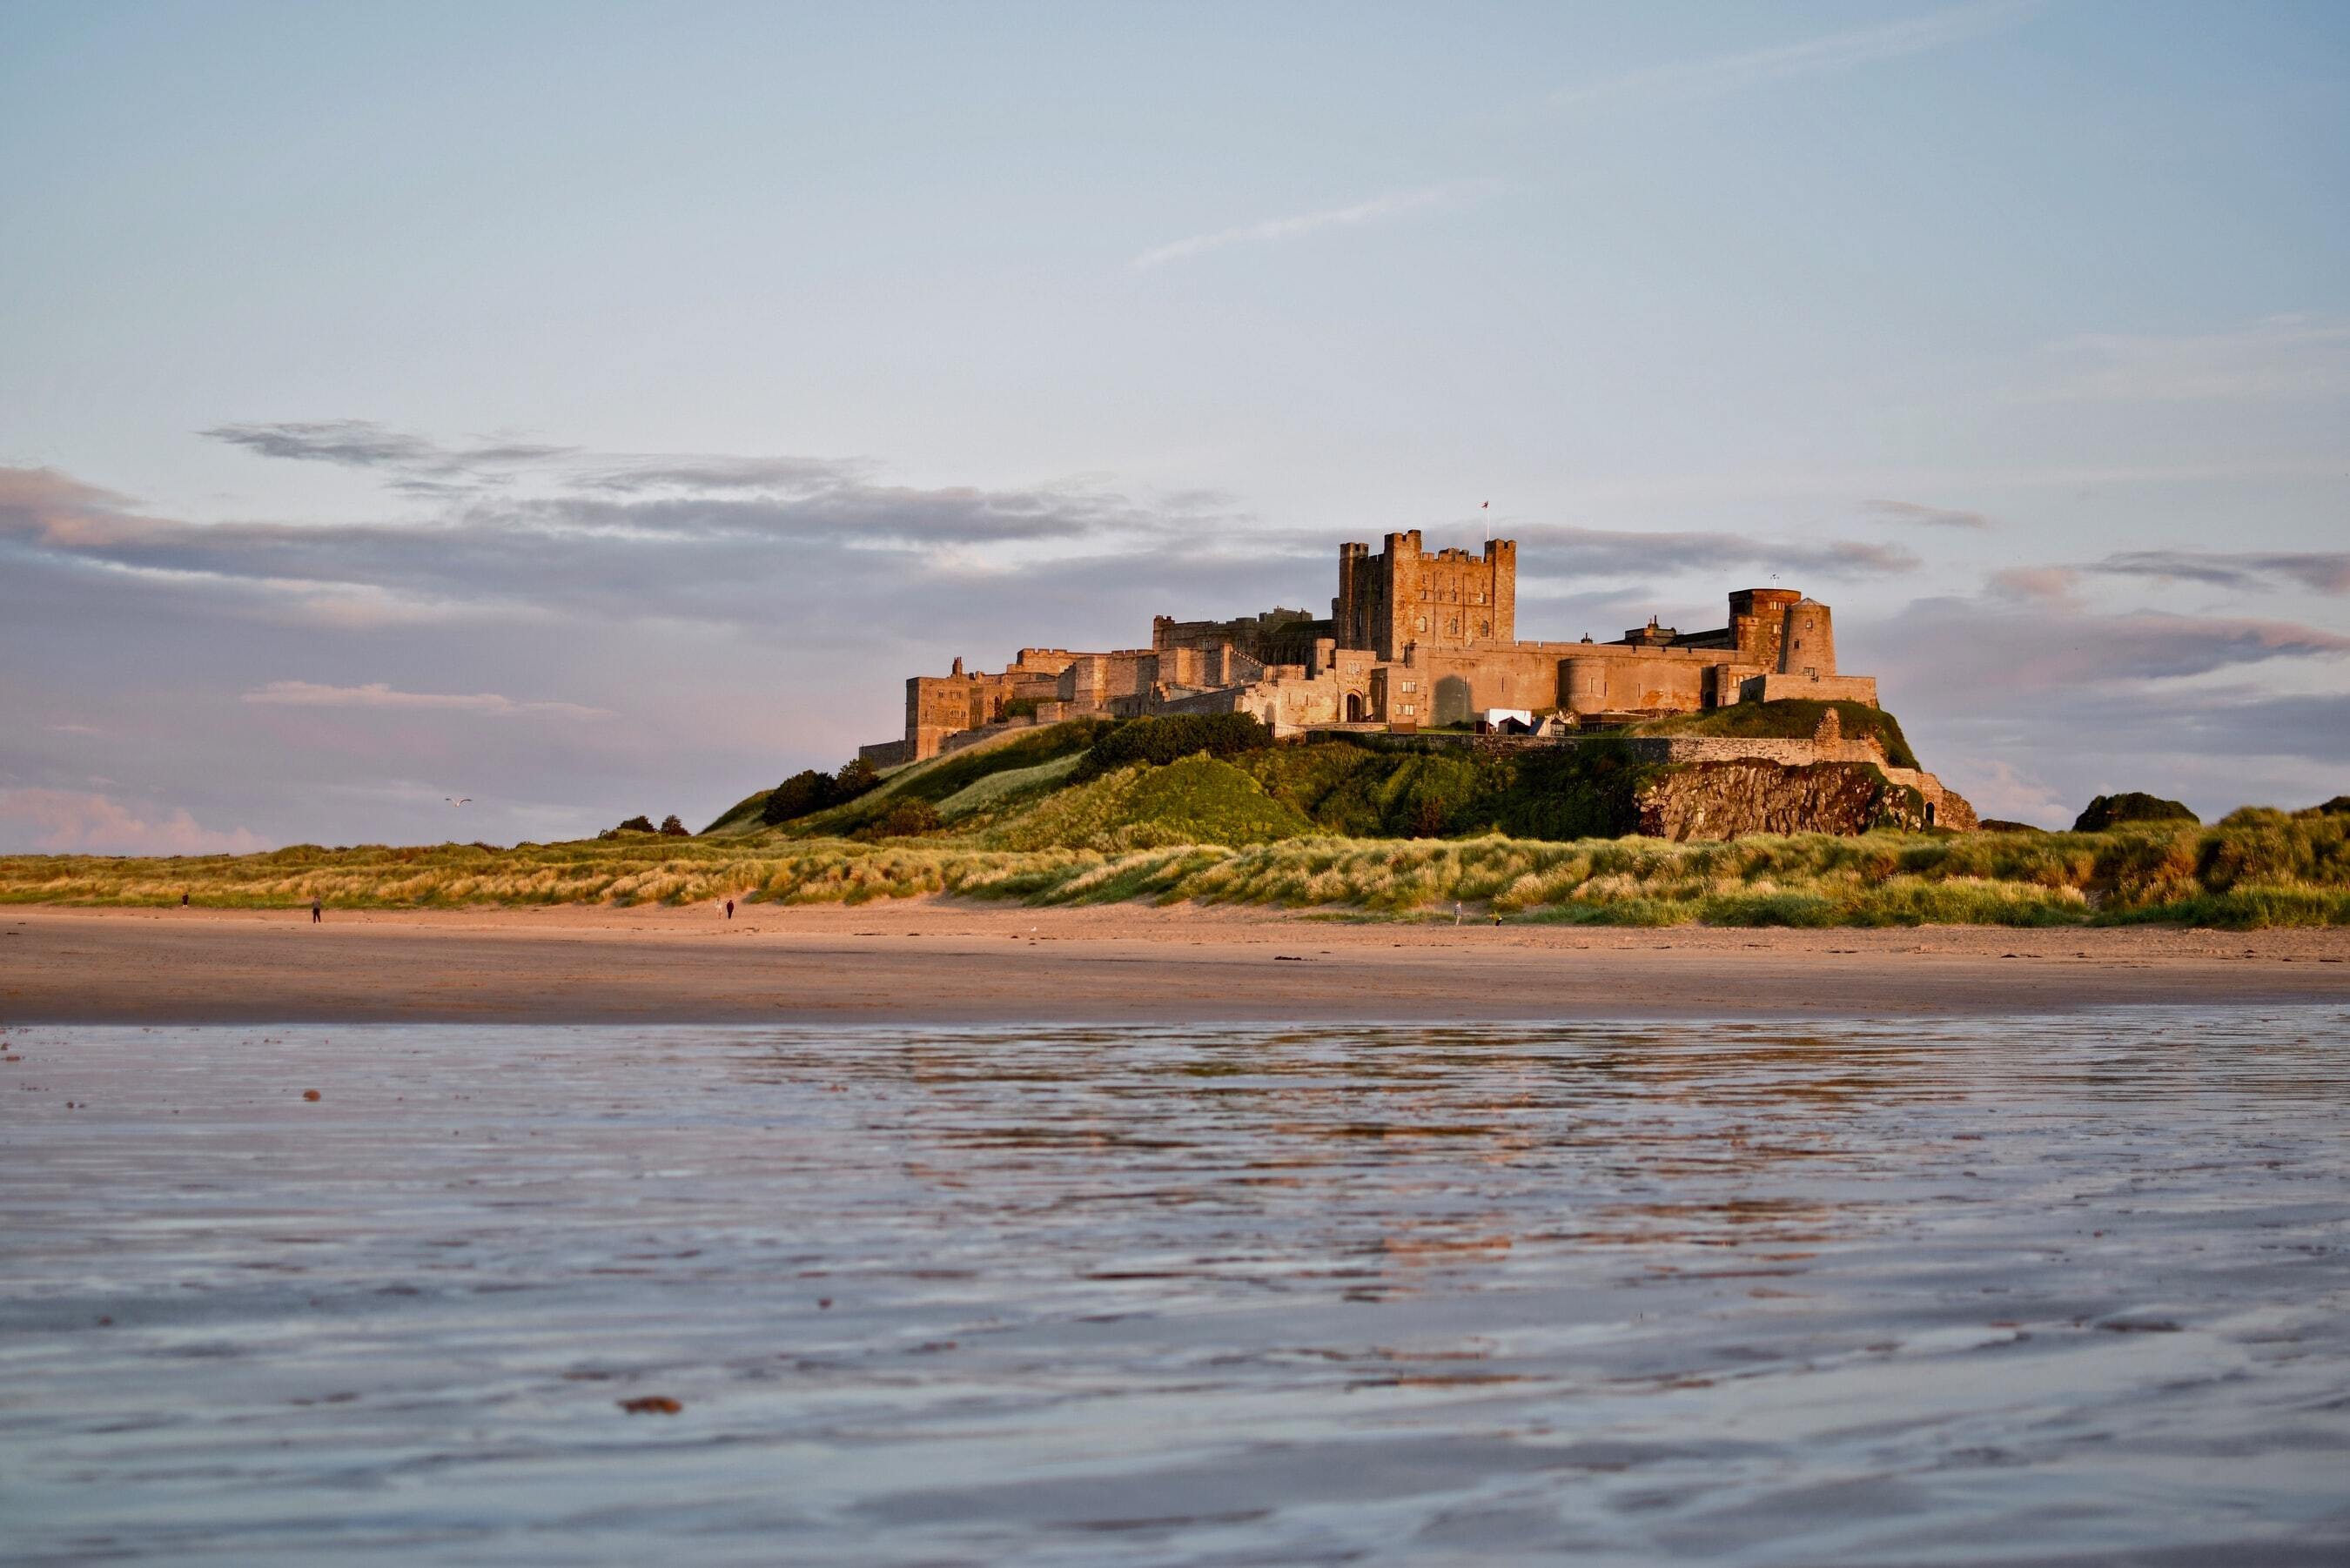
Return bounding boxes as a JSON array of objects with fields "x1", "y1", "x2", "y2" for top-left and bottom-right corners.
[{"x1": 860, "y1": 532, "x2": 1882, "y2": 767}]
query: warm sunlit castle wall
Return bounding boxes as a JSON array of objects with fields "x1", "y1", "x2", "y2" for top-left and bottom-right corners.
[{"x1": 863, "y1": 534, "x2": 1881, "y2": 761}]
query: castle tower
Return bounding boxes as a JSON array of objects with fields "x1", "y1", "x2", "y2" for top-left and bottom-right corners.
[
  {"x1": 1333, "y1": 533, "x2": 1514, "y2": 660},
  {"x1": 1777, "y1": 598, "x2": 1836, "y2": 677},
  {"x1": 1727, "y1": 586, "x2": 1803, "y2": 668}
]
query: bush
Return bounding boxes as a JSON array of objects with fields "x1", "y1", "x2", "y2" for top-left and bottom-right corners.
[
  {"x1": 834, "y1": 756, "x2": 882, "y2": 801},
  {"x1": 761, "y1": 769, "x2": 839, "y2": 826},
  {"x1": 855, "y1": 799, "x2": 943, "y2": 841},
  {"x1": 608, "y1": 815, "x2": 655, "y2": 836},
  {"x1": 1078, "y1": 714, "x2": 1272, "y2": 779},
  {"x1": 759, "y1": 756, "x2": 890, "y2": 828},
  {"x1": 2073, "y1": 792, "x2": 2199, "y2": 832},
  {"x1": 659, "y1": 815, "x2": 689, "y2": 837},
  {"x1": 1978, "y1": 819, "x2": 2045, "y2": 834}
]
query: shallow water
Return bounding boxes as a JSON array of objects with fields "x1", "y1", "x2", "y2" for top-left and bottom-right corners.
[{"x1": 3, "y1": 1012, "x2": 2347, "y2": 1565}]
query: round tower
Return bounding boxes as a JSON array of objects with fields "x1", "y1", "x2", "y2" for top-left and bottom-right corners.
[{"x1": 1776, "y1": 599, "x2": 1836, "y2": 677}]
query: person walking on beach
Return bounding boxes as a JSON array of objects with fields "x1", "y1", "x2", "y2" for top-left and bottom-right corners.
[
  {"x1": 310, "y1": 895, "x2": 322, "y2": 924},
  {"x1": 725, "y1": 898, "x2": 735, "y2": 921},
  {"x1": 180, "y1": 889, "x2": 189, "y2": 908}
]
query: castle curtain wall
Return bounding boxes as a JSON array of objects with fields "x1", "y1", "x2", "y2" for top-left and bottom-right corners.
[
  {"x1": 1409, "y1": 645, "x2": 1576, "y2": 725},
  {"x1": 872, "y1": 535, "x2": 1873, "y2": 760}
]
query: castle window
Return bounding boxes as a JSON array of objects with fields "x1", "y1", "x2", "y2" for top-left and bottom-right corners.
[
  {"x1": 1448, "y1": 619, "x2": 1460, "y2": 635},
  {"x1": 1415, "y1": 616, "x2": 1428, "y2": 632}
]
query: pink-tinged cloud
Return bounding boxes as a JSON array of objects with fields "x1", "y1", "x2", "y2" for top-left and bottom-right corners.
[
  {"x1": 240, "y1": 681, "x2": 610, "y2": 719},
  {"x1": 0, "y1": 789, "x2": 266, "y2": 856},
  {"x1": 1986, "y1": 565, "x2": 2082, "y2": 607},
  {"x1": 1942, "y1": 758, "x2": 2071, "y2": 827}
]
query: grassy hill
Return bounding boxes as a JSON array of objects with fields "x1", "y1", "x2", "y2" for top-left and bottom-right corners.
[
  {"x1": 1629, "y1": 699, "x2": 1919, "y2": 769},
  {"x1": 7, "y1": 707, "x2": 2346, "y2": 926},
  {"x1": 9, "y1": 807, "x2": 2345, "y2": 927}
]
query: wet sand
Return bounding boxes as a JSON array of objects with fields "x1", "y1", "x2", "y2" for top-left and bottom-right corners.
[
  {"x1": 7, "y1": 1013, "x2": 2349, "y2": 1563},
  {"x1": 4, "y1": 902, "x2": 2346, "y2": 1023}
]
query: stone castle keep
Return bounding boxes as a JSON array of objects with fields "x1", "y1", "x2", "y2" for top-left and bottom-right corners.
[{"x1": 861, "y1": 532, "x2": 1882, "y2": 767}]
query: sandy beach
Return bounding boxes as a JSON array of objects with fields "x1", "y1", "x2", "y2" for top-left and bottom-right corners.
[{"x1": 4, "y1": 901, "x2": 2346, "y2": 1023}]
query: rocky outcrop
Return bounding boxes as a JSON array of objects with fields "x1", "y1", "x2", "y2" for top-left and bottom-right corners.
[{"x1": 1635, "y1": 760, "x2": 1974, "y2": 841}]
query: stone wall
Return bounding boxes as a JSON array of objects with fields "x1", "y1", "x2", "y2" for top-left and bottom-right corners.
[
  {"x1": 1615, "y1": 736, "x2": 1974, "y2": 830},
  {"x1": 857, "y1": 534, "x2": 1910, "y2": 778},
  {"x1": 856, "y1": 737, "x2": 915, "y2": 769},
  {"x1": 1738, "y1": 673, "x2": 1878, "y2": 707}
]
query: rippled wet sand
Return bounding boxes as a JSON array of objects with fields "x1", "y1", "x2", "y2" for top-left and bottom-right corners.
[{"x1": 4, "y1": 1013, "x2": 2347, "y2": 1565}]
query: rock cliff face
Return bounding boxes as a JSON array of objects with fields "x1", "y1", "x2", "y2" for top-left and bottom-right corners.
[{"x1": 1635, "y1": 760, "x2": 1965, "y2": 841}]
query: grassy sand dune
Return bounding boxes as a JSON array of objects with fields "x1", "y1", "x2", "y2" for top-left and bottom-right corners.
[
  {"x1": 13, "y1": 714, "x2": 2340, "y2": 927},
  {"x1": 6, "y1": 808, "x2": 2346, "y2": 927}
]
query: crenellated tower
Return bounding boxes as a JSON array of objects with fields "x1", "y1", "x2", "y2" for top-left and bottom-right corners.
[{"x1": 1333, "y1": 532, "x2": 1514, "y2": 660}]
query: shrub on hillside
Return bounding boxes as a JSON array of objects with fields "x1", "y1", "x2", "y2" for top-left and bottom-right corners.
[
  {"x1": 854, "y1": 799, "x2": 943, "y2": 841},
  {"x1": 659, "y1": 815, "x2": 689, "y2": 837},
  {"x1": 1077, "y1": 714, "x2": 1272, "y2": 779},
  {"x1": 834, "y1": 756, "x2": 882, "y2": 801},
  {"x1": 761, "y1": 769, "x2": 839, "y2": 826},
  {"x1": 2072, "y1": 792, "x2": 2199, "y2": 832},
  {"x1": 1979, "y1": 819, "x2": 2046, "y2": 834},
  {"x1": 598, "y1": 814, "x2": 656, "y2": 840},
  {"x1": 757, "y1": 757, "x2": 887, "y2": 828},
  {"x1": 1488, "y1": 741, "x2": 1662, "y2": 841},
  {"x1": 1239, "y1": 732, "x2": 1658, "y2": 841}
]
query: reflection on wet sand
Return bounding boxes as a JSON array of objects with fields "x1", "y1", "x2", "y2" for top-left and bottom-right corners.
[{"x1": 3, "y1": 1011, "x2": 2347, "y2": 1565}]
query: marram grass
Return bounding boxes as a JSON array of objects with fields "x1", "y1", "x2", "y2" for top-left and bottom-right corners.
[{"x1": 3, "y1": 814, "x2": 2346, "y2": 928}]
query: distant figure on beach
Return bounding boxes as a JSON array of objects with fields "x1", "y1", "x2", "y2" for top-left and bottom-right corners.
[
  {"x1": 1454, "y1": 901, "x2": 1462, "y2": 926},
  {"x1": 310, "y1": 895, "x2": 322, "y2": 924},
  {"x1": 725, "y1": 898, "x2": 735, "y2": 920},
  {"x1": 180, "y1": 890, "x2": 189, "y2": 908}
]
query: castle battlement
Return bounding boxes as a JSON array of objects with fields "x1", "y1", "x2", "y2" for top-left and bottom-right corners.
[{"x1": 862, "y1": 534, "x2": 1879, "y2": 762}]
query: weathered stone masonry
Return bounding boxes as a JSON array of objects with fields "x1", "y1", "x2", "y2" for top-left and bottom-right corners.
[{"x1": 863, "y1": 531, "x2": 1907, "y2": 773}]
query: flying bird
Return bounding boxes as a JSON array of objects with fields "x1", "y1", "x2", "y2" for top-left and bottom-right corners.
[{"x1": 446, "y1": 796, "x2": 472, "y2": 806}]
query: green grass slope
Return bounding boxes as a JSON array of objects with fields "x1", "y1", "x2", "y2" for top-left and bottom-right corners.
[
  {"x1": 989, "y1": 754, "x2": 1313, "y2": 853},
  {"x1": 1631, "y1": 700, "x2": 1920, "y2": 770},
  {"x1": 10, "y1": 812, "x2": 2347, "y2": 927}
]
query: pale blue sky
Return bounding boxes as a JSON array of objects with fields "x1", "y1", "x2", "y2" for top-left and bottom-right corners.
[{"x1": 3, "y1": 1, "x2": 2347, "y2": 848}]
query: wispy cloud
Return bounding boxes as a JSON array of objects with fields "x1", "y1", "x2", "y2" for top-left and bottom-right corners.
[
  {"x1": 2084, "y1": 548, "x2": 2350, "y2": 596},
  {"x1": 241, "y1": 681, "x2": 611, "y2": 719},
  {"x1": 1550, "y1": 0, "x2": 2039, "y2": 111},
  {"x1": 203, "y1": 420, "x2": 577, "y2": 495},
  {"x1": 1130, "y1": 180, "x2": 1498, "y2": 271},
  {"x1": 1864, "y1": 498, "x2": 1991, "y2": 530},
  {"x1": 1506, "y1": 521, "x2": 1920, "y2": 580},
  {"x1": 2017, "y1": 315, "x2": 2350, "y2": 404}
]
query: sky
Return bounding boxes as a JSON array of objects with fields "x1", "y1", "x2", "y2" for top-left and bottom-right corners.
[{"x1": 3, "y1": 0, "x2": 2346, "y2": 852}]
